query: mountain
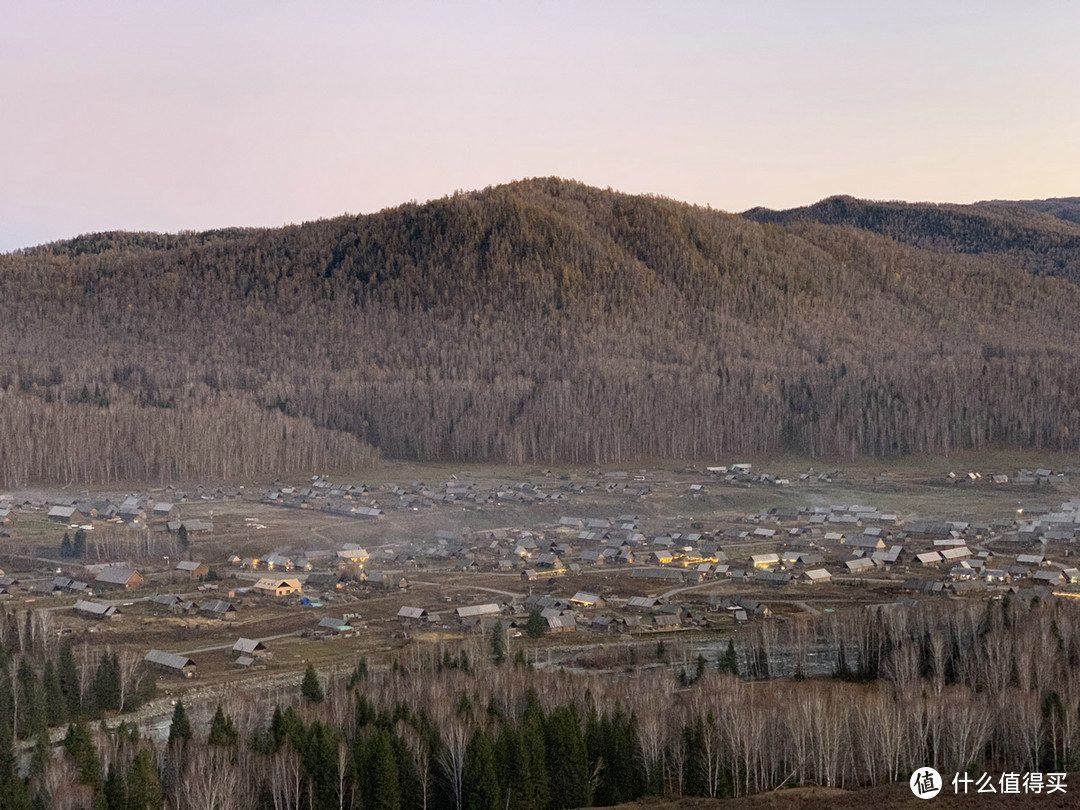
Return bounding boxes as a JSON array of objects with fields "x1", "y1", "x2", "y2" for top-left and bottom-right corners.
[
  {"x1": 742, "y1": 194, "x2": 1080, "y2": 284},
  {"x1": 974, "y1": 197, "x2": 1080, "y2": 226},
  {"x1": 3, "y1": 178, "x2": 1080, "y2": 484}
]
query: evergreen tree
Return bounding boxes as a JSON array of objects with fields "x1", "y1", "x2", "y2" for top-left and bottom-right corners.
[
  {"x1": 300, "y1": 721, "x2": 340, "y2": 810},
  {"x1": 358, "y1": 728, "x2": 400, "y2": 810},
  {"x1": 301, "y1": 663, "x2": 324, "y2": 703},
  {"x1": 586, "y1": 708, "x2": 642, "y2": 806},
  {"x1": 177, "y1": 524, "x2": 189, "y2": 553},
  {"x1": 208, "y1": 704, "x2": 238, "y2": 747},
  {"x1": 73, "y1": 528, "x2": 87, "y2": 558},
  {"x1": 521, "y1": 689, "x2": 549, "y2": 810},
  {"x1": 719, "y1": 638, "x2": 739, "y2": 676},
  {"x1": 390, "y1": 731, "x2": 424, "y2": 810},
  {"x1": 64, "y1": 718, "x2": 101, "y2": 786},
  {"x1": 60, "y1": 532, "x2": 73, "y2": 558},
  {"x1": 93, "y1": 652, "x2": 121, "y2": 712},
  {"x1": 544, "y1": 706, "x2": 590, "y2": 809},
  {"x1": 681, "y1": 719, "x2": 708, "y2": 796},
  {"x1": 103, "y1": 762, "x2": 127, "y2": 810},
  {"x1": 491, "y1": 620, "x2": 506, "y2": 666},
  {"x1": 16, "y1": 657, "x2": 46, "y2": 740},
  {"x1": 30, "y1": 727, "x2": 50, "y2": 782},
  {"x1": 23, "y1": 611, "x2": 34, "y2": 655},
  {"x1": 58, "y1": 641, "x2": 82, "y2": 717},
  {"x1": 525, "y1": 611, "x2": 546, "y2": 639},
  {"x1": 43, "y1": 659, "x2": 66, "y2": 727},
  {"x1": 495, "y1": 725, "x2": 528, "y2": 810},
  {"x1": 3, "y1": 611, "x2": 20, "y2": 654},
  {"x1": 126, "y1": 748, "x2": 162, "y2": 810},
  {"x1": 462, "y1": 729, "x2": 500, "y2": 810},
  {"x1": 348, "y1": 658, "x2": 368, "y2": 687},
  {"x1": 0, "y1": 670, "x2": 31, "y2": 810},
  {"x1": 167, "y1": 700, "x2": 192, "y2": 746}
]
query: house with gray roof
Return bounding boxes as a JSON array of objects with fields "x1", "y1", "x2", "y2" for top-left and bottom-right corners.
[{"x1": 145, "y1": 649, "x2": 196, "y2": 677}]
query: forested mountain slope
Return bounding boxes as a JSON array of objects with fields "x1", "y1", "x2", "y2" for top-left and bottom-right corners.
[
  {"x1": 743, "y1": 194, "x2": 1080, "y2": 283},
  {"x1": 975, "y1": 196, "x2": 1080, "y2": 226},
  {"x1": 4, "y1": 178, "x2": 1080, "y2": 484}
]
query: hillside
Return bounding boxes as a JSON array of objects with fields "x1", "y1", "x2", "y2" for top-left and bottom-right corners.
[
  {"x1": 742, "y1": 194, "x2": 1080, "y2": 283},
  {"x1": 975, "y1": 196, "x2": 1080, "y2": 226},
  {"x1": 4, "y1": 178, "x2": 1080, "y2": 484}
]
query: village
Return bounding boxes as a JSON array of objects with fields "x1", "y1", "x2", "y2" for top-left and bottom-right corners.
[{"x1": 1, "y1": 458, "x2": 1079, "y2": 687}]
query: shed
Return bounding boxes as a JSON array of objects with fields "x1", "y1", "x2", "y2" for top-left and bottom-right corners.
[
  {"x1": 199, "y1": 599, "x2": 237, "y2": 620},
  {"x1": 145, "y1": 649, "x2": 196, "y2": 677},
  {"x1": 232, "y1": 638, "x2": 267, "y2": 656},
  {"x1": 74, "y1": 599, "x2": 116, "y2": 620}
]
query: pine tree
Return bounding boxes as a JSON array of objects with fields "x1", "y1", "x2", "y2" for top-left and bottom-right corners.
[
  {"x1": 29, "y1": 726, "x2": 51, "y2": 782},
  {"x1": 462, "y1": 729, "x2": 500, "y2": 810},
  {"x1": 60, "y1": 532, "x2": 73, "y2": 558},
  {"x1": 43, "y1": 659, "x2": 66, "y2": 727},
  {"x1": 167, "y1": 700, "x2": 192, "y2": 745},
  {"x1": 126, "y1": 748, "x2": 162, "y2": 810},
  {"x1": 390, "y1": 731, "x2": 424, "y2": 810},
  {"x1": 16, "y1": 657, "x2": 46, "y2": 740},
  {"x1": 358, "y1": 728, "x2": 400, "y2": 810},
  {"x1": 491, "y1": 620, "x2": 506, "y2": 666},
  {"x1": 177, "y1": 524, "x2": 189, "y2": 554},
  {"x1": 64, "y1": 718, "x2": 101, "y2": 786},
  {"x1": 208, "y1": 704, "x2": 238, "y2": 747},
  {"x1": 73, "y1": 528, "x2": 87, "y2": 558},
  {"x1": 300, "y1": 721, "x2": 340, "y2": 810},
  {"x1": 23, "y1": 612, "x2": 34, "y2": 655},
  {"x1": 103, "y1": 762, "x2": 127, "y2": 810},
  {"x1": 93, "y1": 652, "x2": 121, "y2": 712},
  {"x1": 301, "y1": 663, "x2": 324, "y2": 703},
  {"x1": 544, "y1": 706, "x2": 590, "y2": 809},
  {"x1": 521, "y1": 689, "x2": 549, "y2": 809},
  {"x1": 58, "y1": 641, "x2": 82, "y2": 717},
  {"x1": 525, "y1": 611, "x2": 546, "y2": 639},
  {"x1": 719, "y1": 638, "x2": 739, "y2": 676}
]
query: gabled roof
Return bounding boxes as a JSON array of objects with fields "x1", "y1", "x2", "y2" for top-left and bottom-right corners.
[
  {"x1": 232, "y1": 638, "x2": 266, "y2": 654},
  {"x1": 570, "y1": 591, "x2": 602, "y2": 605},
  {"x1": 74, "y1": 599, "x2": 115, "y2": 617},
  {"x1": 94, "y1": 567, "x2": 140, "y2": 585},
  {"x1": 145, "y1": 649, "x2": 195, "y2": 670},
  {"x1": 456, "y1": 603, "x2": 501, "y2": 618}
]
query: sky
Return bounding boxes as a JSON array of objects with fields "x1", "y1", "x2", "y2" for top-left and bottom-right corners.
[{"x1": 2, "y1": 1, "x2": 1079, "y2": 252}]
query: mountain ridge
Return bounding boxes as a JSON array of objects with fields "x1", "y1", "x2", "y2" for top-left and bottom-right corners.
[{"x1": 3, "y1": 178, "x2": 1080, "y2": 483}]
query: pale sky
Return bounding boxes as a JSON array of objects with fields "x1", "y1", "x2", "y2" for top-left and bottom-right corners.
[{"x1": 2, "y1": 1, "x2": 1078, "y2": 252}]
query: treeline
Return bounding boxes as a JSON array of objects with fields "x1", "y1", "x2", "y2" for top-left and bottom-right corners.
[
  {"x1": 4, "y1": 597, "x2": 1080, "y2": 808},
  {"x1": 0, "y1": 608, "x2": 157, "y2": 740},
  {"x1": 5, "y1": 178, "x2": 1080, "y2": 480},
  {"x1": 0, "y1": 607, "x2": 157, "y2": 809}
]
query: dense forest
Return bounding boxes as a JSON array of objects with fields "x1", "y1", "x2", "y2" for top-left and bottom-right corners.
[
  {"x1": 4, "y1": 596, "x2": 1080, "y2": 808},
  {"x1": 4, "y1": 178, "x2": 1080, "y2": 483},
  {"x1": 742, "y1": 193, "x2": 1080, "y2": 283}
]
